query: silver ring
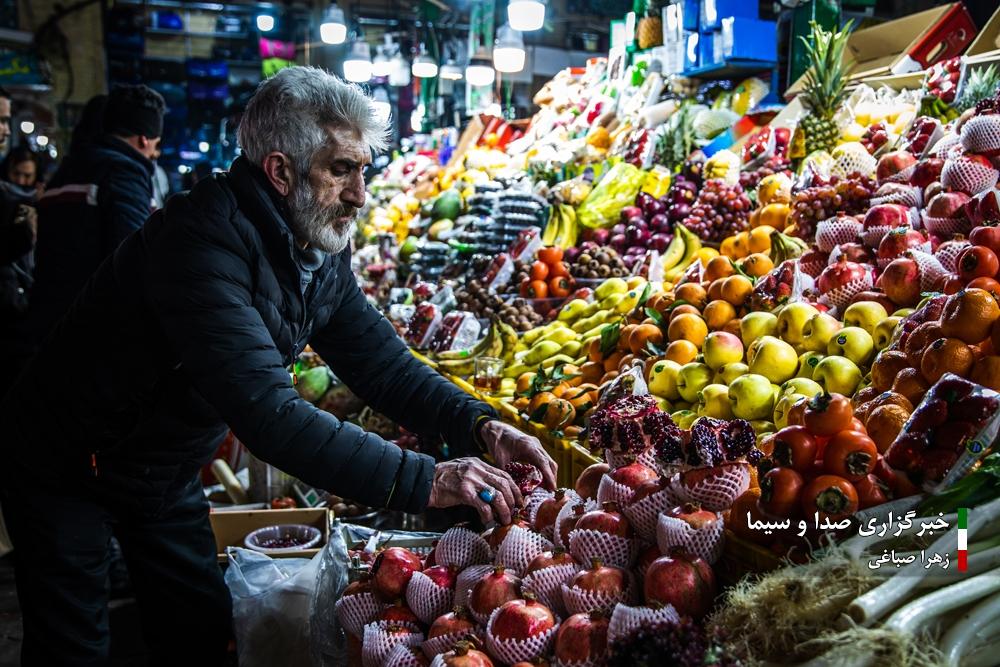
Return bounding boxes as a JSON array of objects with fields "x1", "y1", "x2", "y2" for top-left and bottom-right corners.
[{"x1": 478, "y1": 486, "x2": 496, "y2": 503}]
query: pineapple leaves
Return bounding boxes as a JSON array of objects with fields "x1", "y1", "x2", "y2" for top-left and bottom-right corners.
[{"x1": 799, "y1": 20, "x2": 855, "y2": 119}]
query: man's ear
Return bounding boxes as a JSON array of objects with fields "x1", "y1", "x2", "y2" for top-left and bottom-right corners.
[{"x1": 262, "y1": 152, "x2": 294, "y2": 196}]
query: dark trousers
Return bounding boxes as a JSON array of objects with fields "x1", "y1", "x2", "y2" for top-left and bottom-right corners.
[{"x1": 1, "y1": 474, "x2": 232, "y2": 666}]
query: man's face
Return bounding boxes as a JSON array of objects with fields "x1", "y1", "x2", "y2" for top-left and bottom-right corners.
[
  {"x1": 286, "y1": 125, "x2": 370, "y2": 254},
  {"x1": 139, "y1": 135, "x2": 161, "y2": 160},
  {"x1": 0, "y1": 99, "x2": 11, "y2": 153},
  {"x1": 9, "y1": 159, "x2": 34, "y2": 186}
]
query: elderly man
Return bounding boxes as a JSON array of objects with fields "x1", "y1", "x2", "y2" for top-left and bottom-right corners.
[{"x1": 0, "y1": 66, "x2": 555, "y2": 666}]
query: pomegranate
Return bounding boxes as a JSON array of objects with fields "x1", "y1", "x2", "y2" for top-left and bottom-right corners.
[
  {"x1": 427, "y1": 607, "x2": 477, "y2": 640},
  {"x1": 909, "y1": 158, "x2": 944, "y2": 190},
  {"x1": 833, "y1": 242, "x2": 874, "y2": 265},
  {"x1": 557, "y1": 504, "x2": 587, "y2": 546},
  {"x1": 878, "y1": 228, "x2": 927, "y2": 263},
  {"x1": 588, "y1": 394, "x2": 681, "y2": 454},
  {"x1": 609, "y1": 459, "x2": 659, "y2": 492},
  {"x1": 876, "y1": 258, "x2": 921, "y2": 306},
  {"x1": 525, "y1": 548, "x2": 576, "y2": 575},
  {"x1": 570, "y1": 558, "x2": 627, "y2": 596},
  {"x1": 488, "y1": 511, "x2": 532, "y2": 551},
  {"x1": 818, "y1": 257, "x2": 872, "y2": 295},
  {"x1": 440, "y1": 640, "x2": 494, "y2": 667},
  {"x1": 423, "y1": 565, "x2": 458, "y2": 590},
  {"x1": 666, "y1": 503, "x2": 720, "y2": 530},
  {"x1": 380, "y1": 599, "x2": 421, "y2": 626},
  {"x1": 372, "y1": 547, "x2": 423, "y2": 601},
  {"x1": 862, "y1": 204, "x2": 911, "y2": 235},
  {"x1": 574, "y1": 501, "x2": 633, "y2": 539},
  {"x1": 970, "y1": 224, "x2": 1000, "y2": 256},
  {"x1": 975, "y1": 190, "x2": 1000, "y2": 224},
  {"x1": 390, "y1": 646, "x2": 429, "y2": 666},
  {"x1": 876, "y1": 150, "x2": 917, "y2": 184},
  {"x1": 342, "y1": 573, "x2": 372, "y2": 597},
  {"x1": 554, "y1": 611, "x2": 609, "y2": 664},
  {"x1": 490, "y1": 594, "x2": 556, "y2": 642},
  {"x1": 637, "y1": 543, "x2": 661, "y2": 577},
  {"x1": 574, "y1": 463, "x2": 609, "y2": 500},
  {"x1": 927, "y1": 191, "x2": 972, "y2": 219},
  {"x1": 424, "y1": 541, "x2": 438, "y2": 569},
  {"x1": 533, "y1": 489, "x2": 571, "y2": 534},
  {"x1": 469, "y1": 566, "x2": 521, "y2": 619},
  {"x1": 628, "y1": 475, "x2": 669, "y2": 507},
  {"x1": 643, "y1": 551, "x2": 717, "y2": 619},
  {"x1": 505, "y1": 461, "x2": 543, "y2": 496}
]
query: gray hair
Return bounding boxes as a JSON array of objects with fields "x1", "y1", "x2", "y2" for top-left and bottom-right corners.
[{"x1": 237, "y1": 65, "x2": 389, "y2": 177}]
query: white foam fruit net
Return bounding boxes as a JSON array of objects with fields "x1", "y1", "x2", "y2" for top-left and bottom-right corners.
[
  {"x1": 669, "y1": 464, "x2": 752, "y2": 512},
  {"x1": 495, "y1": 525, "x2": 554, "y2": 576},
  {"x1": 485, "y1": 606, "x2": 560, "y2": 665},
  {"x1": 561, "y1": 574, "x2": 634, "y2": 615},
  {"x1": 922, "y1": 212, "x2": 972, "y2": 237},
  {"x1": 384, "y1": 643, "x2": 433, "y2": 667},
  {"x1": 421, "y1": 627, "x2": 485, "y2": 660},
  {"x1": 553, "y1": 498, "x2": 599, "y2": 549},
  {"x1": 870, "y1": 183, "x2": 922, "y2": 208},
  {"x1": 655, "y1": 513, "x2": 725, "y2": 565},
  {"x1": 524, "y1": 488, "x2": 554, "y2": 527},
  {"x1": 568, "y1": 528, "x2": 636, "y2": 570},
  {"x1": 799, "y1": 254, "x2": 828, "y2": 278},
  {"x1": 335, "y1": 591, "x2": 386, "y2": 639},
  {"x1": 532, "y1": 490, "x2": 583, "y2": 541},
  {"x1": 818, "y1": 271, "x2": 875, "y2": 312},
  {"x1": 832, "y1": 142, "x2": 877, "y2": 178},
  {"x1": 361, "y1": 621, "x2": 424, "y2": 667},
  {"x1": 909, "y1": 249, "x2": 949, "y2": 291},
  {"x1": 623, "y1": 487, "x2": 678, "y2": 543},
  {"x1": 435, "y1": 526, "x2": 492, "y2": 570},
  {"x1": 607, "y1": 603, "x2": 681, "y2": 645},
  {"x1": 596, "y1": 474, "x2": 637, "y2": 507},
  {"x1": 961, "y1": 115, "x2": 1000, "y2": 155},
  {"x1": 453, "y1": 564, "x2": 495, "y2": 610},
  {"x1": 605, "y1": 445, "x2": 659, "y2": 470},
  {"x1": 860, "y1": 206, "x2": 920, "y2": 248},
  {"x1": 555, "y1": 652, "x2": 606, "y2": 667},
  {"x1": 883, "y1": 162, "x2": 917, "y2": 185},
  {"x1": 816, "y1": 216, "x2": 863, "y2": 252},
  {"x1": 876, "y1": 241, "x2": 932, "y2": 270},
  {"x1": 931, "y1": 133, "x2": 963, "y2": 159},
  {"x1": 521, "y1": 563, "x2": 578, "y2": 618},
  {"x1": 935, "y1": 240, "x2": 971, "y2": 272},
  {"x1": 405, "y1": 571, "x2": 456, "y2": 625},
  {"x1": 942, "y1": 157, "x2": 1000, "y2": 195}
]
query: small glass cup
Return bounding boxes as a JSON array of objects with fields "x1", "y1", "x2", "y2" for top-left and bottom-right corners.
[{"x1": 473, "y1": 356, "x2": 504, "y2": 396}]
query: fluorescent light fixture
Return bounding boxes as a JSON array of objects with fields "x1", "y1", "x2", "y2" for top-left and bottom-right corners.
[
  {"x1": 493, "y1": 23, "x2": 525, "y2": 73},
  {"x1": 19, "y1": 120, "x2": 34, "y2": 134},
  {"x1": 198, "y1": 141, "x2": 210, "y2": 153},
  {"x1": 343, "y1": 41, "x2": 373, "y2": 82},
  {"x1": 411, "y1": 44, "x2": 438, "y2": 78},
  {"x1": 439, "y1": 61, "x2": 463, "y2": 80},
  {"x1": 372, "y1": 87, "x2": 391, "y2": 123},
  {"x1": 389, "y1": 52, "x2": 411, "y2": 86},
  {"x1": 36, "y1": 135, "x2": 49, "y2": 147},
  {"x1": 256, "y1": 14, "x2": 275, "y2": 32},
  {"x1": 372, "y1": 47, "x2": 392, "y2": 77},
  {"x1": 319, "y1": 3, "x2": 347, "y2": 44},
  {"x1": 465, "y1": 49, "x2": 495, "y2": 86},
  {"x1": 508, "y1": 0, "x2": 545, "y2": 32}
]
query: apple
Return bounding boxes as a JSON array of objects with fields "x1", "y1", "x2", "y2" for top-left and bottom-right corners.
[
  {"x1": 747, "y1": 335, "x2": 799, "y2": 384},
  {"x1": 796, "y1": 352, "x2": 824, "y2": 379},
  {"x1": 873, "y1": 316, "x2": 902, "y2": 350},
  {"x1": 801, "y1": 313, "x2": 843, "y2": 353},
  {"x1": 813, "y1": 355, "x2": 863, "y2": 395},
  {"x1": 776, "y1": 302, "x2": 820, "y2": 346},
  {"x1": 780, "y1": 378, "x2": 823, "y2": 399},
  {"x1": 750, "y1": 420, "x2": 777, "y2": 435},
  {"x1": 892, "y1": 308, "x2": 914, "y2": 318},
  {"x1": 702, "y1": 332, "x2": 744, "y2": 370},
  {"x1": 843, "y1": 301, "x2": 889, "y2": 335},
  {"x1": 740, "y1": 311, "x2": 778, "y2": 348},
  {"x1": 671, "y1": 410, "x2": 698, "y2": 429},
  {"x1": 698, "y1": 384, "x2": 734, "y2": 419},
  {"x1": 714, "y1": 362, "x2": 749, "y2": 386},
  {"x1": 773, "y1": 393, "x2": 807, "y2": 429},
  {"x1": 728, "y1": 373, "x2": 776, "y2": 421},
  {"x1": 827, "y1": 326, "x2": 875, "y2": 367},
  {"x1": 677, "y1": 363, "x2": 713, "y2": 403},
  {"x1": 647, "y1": 359, "x2": 682, "y2": 401}
]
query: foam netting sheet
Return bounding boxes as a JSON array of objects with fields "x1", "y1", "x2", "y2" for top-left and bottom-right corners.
[
  {"x1": 942, "y1": 156, "x2": 1000, "y2": 195},
  {"x1": 816, "y1": 216, "x2": 863, "y2": 252},
  {"x1": 669, "y1": 464, "x2": 751, "y2": 512},
  {"x1": 932, "y1": 133, "x2": 963, "y2": 159},
  {"x1": 799, "y1": 254, "x2": 827, "y2": 278},
  {"x1": 832, "y1": 144, "x2": 877, "y2": 178},
  {"x1": 818, "y1": 271, "x2": 875, "y2": 313},
  {"x1": 870, "y1": 183, "x2": 922, "y2": 208},
  {"x1": 405, "y1": 570, "x2": 455, "y2": 625},
  {"x1": 623, "y1": 487, "x2": 678, "y2": 543},
  {"x1": 467, "y1": 570, "x2": 523, "y2": 626},
  {"x1": 596, "y1": 473, "x2": 637, "y2": 507},
  {"x1": 421, "y1": 628, "x2": 485, "y2": 660},
  {"x1": 882, "y1": 162, "x2": 917, "y2": 185},
  {"x1": 568, "y1": 529, "x2": 636, "y2": 570},
  {"x1": 485, "y1": 606, "x2": 560, "y2": 664},
  {"x1": 876, "y1": 241, "x2": 932, "y2": 270},
  {"x1": 453, "y1": 564, "x2": 495, "y2": 610},
  {"x1": 605, "y1": 445, "x2": 659, "y2": 471},
  {"x1": 361, "y1": 621, "x2": 424, "y2": 667},
  {"x1": 554, "y1": 498, "x2": 599, "y2": 549},
  {"x1": 961, "y1": 114, "x2": 1000, "y2": 155},
  {"x1": 531, "y1": 490, "x2": 583, "y2": 542},
  {"x1": 607, "y1": 603, "x2": 681, "y2": 645},
  {"x1": 859, "y1": 207, "x2": 920, "y2": 248},
  {"x1": 495, "y1": 525, "x2": 554, "y2": 576},
  {"x1": 435, "y1": 526, "x2": 492, "y2": 570},
  {"x1": 935, "y1": 239, "x2": 971, "y2": 272},
  {"x1": 909, "y1": 249, "x2": 949, "y2": 291},
  {"x1": 384, "y1": 643, "x2": 432, "y2": 667},
  {"x1": 335, "y1": 591, "x2": 386, "y2": 639},
  {"x1": 524, "y1": 488, "x2": 555, "y2": 528},
  {"x1": 521, "y1": 563, "x2": 579, "y2": 618},
  {"x1": 922, "y1": 212, "x2": 972, "y2": 237},
  {"x1": 561, "y1": 574, "x2": 635, "y2": 615},
  {"x1": 656, "y1": 513, "x2": 725, "y2": 565},
  {"x1": 555, "y1": 653, "x2": 606, "y2": 667}
]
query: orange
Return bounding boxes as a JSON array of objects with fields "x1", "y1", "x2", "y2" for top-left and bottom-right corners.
[
  {"x1": 748, "y1": 226, "x2": 775, "y2": 254},
  {"x1": 513, "y1": 396, "x2": 530, "y2": 412},
  {"x1": 719, "y1": 235, "x2": 739, "y2": 259},
  {"x1": 940, "y1": 288, "x2": 1000, "y2": 344},
  {"x1": 528, "y1": 391, "x2": 556, "y2": 415},
  {"x1": 603, "y1": 351, "x2": 624, "y2": 373},
  {"x1": 703, "y1": 300, "x2": 737, "y2": 331},
  {"x1": 675, "y1": 283, "x2": 708, "y2": 311},
  {"x1": 648, "y1": 293, "x2": 675, "y2": 314},
  {"x1": 588, "y1": 338, "x2": 604, "y2": 363},
  {"x1": 629, "y1": 323, "x2": 665, "y2": 355},
  {"x1": 618, "y1": 354, "x2": 637, "y2": 372},
  {"x1": 871, "y1": 350, "x2": 911, "y2": 393},
  {"x1": 667, "y1": 313, "x2": 709, "y2": 348},
  {"x1": 748, "y1": 208, "x2": 760, "y2": 229},
  {"x1": 567, "y1": 384, "x2": 598, "y2": 412},
  {"x1": 551, "y1": 381, "x2": 574, "y2": 398},
  {"x1": 515, "y1": 372, "x2": 537, "y2": 395},
  {"x1": 866, "y1": 404, "x2": 910, "y2": 454},
  {"x1": 993, "y1": 318, "x2": 1000, "y2": 354},
  {"x1": 619, "y1": 324, "x2": 639, "y2": 354},
  {"x1": 921, "y1": 337, "x2": 975, "y2": 383},
  {"x1": 542, "y1": 398, "x2": 576, "y2": 430},
  {"x1": 740, "y1": 253, "x2": 774, "y2": 278},
  {"x1": 580, "y1": 361, "x2": 605, "y2": 384},
  {"x1": 731, "y1": 232, "x2": 750, "y2": 259},
  {"x1": 904, "y1": 321, "x2": 944, "y2": 366},
  {"x1": 970, "y1": 355, "x2": 1000, "y2": 391},
  {"x1": 562, "y1": 364, "x2": 582, "y2": 386},
  {"x1": 759, "y1": 202, "x2": 791, "y2": 229},
  {"x1": 720, "y1": 275, "x2": 754, "y2": 307},
  {"x1": 669, "y1": 304, "x2": 702, "y2": 321},
  {"x1": 892, "y1": 367, "x2": 930, "y2": 405},
  {"x1": 704, "y1": 256, "x2": 735, "y2": 283},
  {"x1": 707, "y1": 279, "x2": 726, "y2": 302},
  {"x1": 868, "y1": 391, "x2": 914, "y2": 414},
  {"x1": 664, "y1": 339, "x2": 699, "y2": 364}
]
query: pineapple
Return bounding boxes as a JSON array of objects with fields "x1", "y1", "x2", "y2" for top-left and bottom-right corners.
[
  {"x1": 956, "y1": 64, "x2": 1000, "y2": 112},
  {"x1": 798, "y1": 21, "x2": 854, "y2": 156},
  {"x1": 636, "y1": 0, "x2": 663, "y2": 50}
]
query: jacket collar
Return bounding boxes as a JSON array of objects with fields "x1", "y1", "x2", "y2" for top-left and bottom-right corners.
[{"x1": 98, "y1": 135, "x2": 155, "y2": 175}]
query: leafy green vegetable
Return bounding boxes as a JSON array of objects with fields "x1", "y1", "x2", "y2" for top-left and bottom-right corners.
[{"x1": 917, "y1": 453, "x2": 1000, "y2": 516}]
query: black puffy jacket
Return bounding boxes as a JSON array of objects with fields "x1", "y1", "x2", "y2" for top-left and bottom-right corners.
[{"x1": 1, "y1": 156, "x2": 495, "y2": 517}]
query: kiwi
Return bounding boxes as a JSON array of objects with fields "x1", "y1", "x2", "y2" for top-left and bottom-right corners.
[
  {"x1": 597, "y1": 265, "x2": 611, "y2": 277},
  {"x1": 578, "y1": 253, "x2": 592, "y2": 264}
]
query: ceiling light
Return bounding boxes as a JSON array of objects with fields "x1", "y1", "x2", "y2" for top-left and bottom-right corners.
[
  {"x1": 440, "y1": 60, "x2": 463, "y2": 80},
  {"x1": 319, "y1": 3, "x2": 347, "y2": 44},
  {"x1": 343, "y1": 41, "x2": 373, "y2": 82},
  {"x1": 372, "y1": 48, "x2": 392, "y2": 78},
  {"x1": 389, "y1": 51, "x2": 411, "y2": 86},
  {"x1": 256, "y1": 14, "x2": 275, "y2": 32},
  {"x1": 508, "y1": 0, "x2": 545, "y2": 32},
  {"x1": 493, "y1": 23, "x2": 525, "y2": 73},
  {"x1": 198, "y1": 141, "x2": 210, "y2": 152},
  {"x1": 372, "y1": 87, "x2": 391, "y2": 123},
  {"x1": 465, "y1": 49, "x2": 495, "y2": 87},
  {"x1": 19, "y1": 120, "x2": 34, "y2": 134},
  {"x1": 36, "y1": 135, "x2": 49, "y2": 147},
  {"x1": 411, "y1": 44, "x2": 438, "y2": 79}
]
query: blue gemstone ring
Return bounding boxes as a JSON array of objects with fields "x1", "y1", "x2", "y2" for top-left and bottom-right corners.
[{"x1": 478, "y1": 486, "x2": 496, "y2": 503}]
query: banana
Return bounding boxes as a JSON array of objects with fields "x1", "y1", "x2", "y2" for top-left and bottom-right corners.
[
  {"x1": 435, "y1": 323, "x2": 495, "y2": 360},
  {"x1": 541, "y1": 206, "x2": 561, "y2": 246},
  {"x1": 497, "y1": 321, "x2": 519, "y2": 363},
  {"x1": 556, "y1": 204, "x2": 579, "y2": 248},
  {"x1": 663, "y1": 225, "x2": 703, "y2": 282},
  {"x1": 659, "y1": 226, "x2": 688, "y2": 273},
  {"x1": 436, "y1": 357, "x2": 476, "y2": 376}
]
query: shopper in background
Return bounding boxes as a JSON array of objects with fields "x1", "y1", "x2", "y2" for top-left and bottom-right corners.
[
  {"x1": 1, "y1": 146, "x2": 40, "y2": 191},
  {"x1": 20, "y1": 84, "x2": 164, "y2": 344},
  {"x1": 0, "y1": 66, "x2": 556, "y2": 665},
  {"x1": 150, "y1": 145, "x2": 170, "y2": 209}
]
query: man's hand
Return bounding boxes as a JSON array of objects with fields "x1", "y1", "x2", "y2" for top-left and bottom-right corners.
[
  {"x1": 427, "y1": 457, "x2": 523, "y2": 525},
  {"x1": 480, "y1": 420, "x2": 558, "y2": 492}
]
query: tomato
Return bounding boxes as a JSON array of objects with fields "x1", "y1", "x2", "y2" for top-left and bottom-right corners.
[
  {"x1": 548, "y1": 276, "x2": 573, "y2": 298},
  {"x1": 530, "y1": 261, "x2": 550, "y2": 281},
  {"x1": 800, "y1": 475, "x2": 858, "y2": 523},
  {"x1": 771, "y1": 426, "x2": 818, "y2": 472},
  {"x1": 270, "y1": 496, "x2": 296, "y2": 509},
  {"x1": 803, "y1": 393, "x2": 854, "y2": 436},
  {"x1": 526, "y1": 280, "x2": 549, "y2": 299},
  {"x1": 823, "y1": 430, "x2": 877, "y2": 481},
  {"x1": 538, "y1": 247, "x2": 564, "y2": 264},
  {"x1": 855, "y1": 474, "x2": 892, "y2": 509},
  {"x1": 759, "y1": 467, "x2": 805, "y2": 518},
  {"x1": 549, "y1": 262, "x2": 571, "y2": 278}
]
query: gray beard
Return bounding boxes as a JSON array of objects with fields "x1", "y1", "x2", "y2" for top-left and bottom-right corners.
[{"x1": 288, "y1": 184, "x2": 357, "y2": 254}]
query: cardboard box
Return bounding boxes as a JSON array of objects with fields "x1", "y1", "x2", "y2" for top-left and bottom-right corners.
[
  {"x1": 721, "y1": 17, "x2": 777, "y2": 62},
  {"x1": 209, "y1": 507, "x2": 331, "y2": 562},
  {"x1": 786, "y1": 4, "x2": 977, "y2": 98},
  {"x1": 966, "y1": 6, "x2": 1000, "y2": 62},
  {"x1": 700, "y1": 0, "x2": 756, "y2": 31}
]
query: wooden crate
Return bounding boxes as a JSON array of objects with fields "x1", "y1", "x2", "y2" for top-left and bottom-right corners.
[{"x1": 717, "y1": 529, "x2": 783, "y2": 585}]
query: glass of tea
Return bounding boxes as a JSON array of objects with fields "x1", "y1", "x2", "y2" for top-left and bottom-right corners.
[{"x1": 473, "y1": 357, "x2": 504, "y2": 396}]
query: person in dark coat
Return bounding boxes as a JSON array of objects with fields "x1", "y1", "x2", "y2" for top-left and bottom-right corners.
[{"x1": 0, "y1": 66, "x2": 556, "y2": 666}]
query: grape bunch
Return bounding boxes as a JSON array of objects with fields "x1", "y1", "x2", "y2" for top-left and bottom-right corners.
[
  {"x1": 738, "y1": 156, "x2": 793, "y2": 192},
  {"x1": 681, "y1": 179, "x2": 753, "y2": 242},
  {"x1": 788, "y1": 172, "x2": 876, "y2": 240},
  {"x1": 664, "y1": 176, "x2": 699, "y2": 225}
]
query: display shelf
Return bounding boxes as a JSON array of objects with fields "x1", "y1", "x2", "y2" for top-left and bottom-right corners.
[{"x1": 684, "y1": 58, "x2": 777, "y2": 81}]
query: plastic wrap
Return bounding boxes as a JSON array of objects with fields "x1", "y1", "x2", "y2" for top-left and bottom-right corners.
[
  {"x1": 404, "y1": 302, "x2": 443, "y2": 349},
  {"x1": 577, "y1": 162, "x2": 646, "y2": 229}
]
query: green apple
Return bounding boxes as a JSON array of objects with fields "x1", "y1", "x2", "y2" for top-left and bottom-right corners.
[
  {"x1": 800, "y1": 313, "x2": 842, "y2": 353},
  {"x1": 703, "y1": 331, "x2": 744, "y2": 370},
  {"x1": 728, "y1": 373, "x2": 776, "y2": 420},
  {"x1": 873, "y1": 316, "x2": 902, "y2": 351},
  {"x1": 750, "y1": 420, "x2": 776, "y2": 434},
  {"x1": 648, "y1": 359, "x2": 682, "y2": 401},
  {"x1": 714, "y1": 362, "x2": 749, "y2": 386},
  {"x1": 776, "y1": 302, "x2": 819, "y2": 346},
  {"x1": 698, "y1": 384, "x2": 734, "y2": 419},
  {"x1": 773, "y1": 393, "x2": 807, "y2": 429},
  {"x1": 673, "y1": 400, "x2": 692, "y2": 411},
  {"x1": 796, "y1": 352, "x2": 824, "y2": 379},
  {"x1": 892, "y1": 308, "x2": 915, "y2": 318},
  {"x1": 827, "y1": 326, "x2": 875, "y2": 367},
  {"x1": 780, "y1": 377, "x2": 823, "y2": 398},
  {"x1": 677, "y1": 362, "x2": 713, "y2": 403},
  {"x1": 843, "y1": 301, "x2": 888, "y2": 335},
  {"x1": 655, "y1": 397, "x2": 673, "y2": 413},
  {"x1": 813, "y1": 355, "x2": 862, "y2": 395},
  {"x1": 747, "y1": 335, "x2": 799, "y2": 384},
  {"x1": 739, "y1": 311, "x2": 778, "y2": 348},
  {"x1": 671, "y1": 410, "x2": 698, "y2": 429}
]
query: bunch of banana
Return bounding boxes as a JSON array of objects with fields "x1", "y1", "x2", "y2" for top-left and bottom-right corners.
[
  {"x1": 703, "y1": 149, "x2": 741, "y2": 185},
  {"x1": 769, "y1": 230, "x2": 810, "y2": 264},
  {"x1": 434, "y1": 320, "x2": 519, "y2": 377},
  {"x1": 541, "y1": 203, "x2": 579, "y2": 249},
  {"x1": 661, "y1": 224, "x2": 703, "y2": 283}
]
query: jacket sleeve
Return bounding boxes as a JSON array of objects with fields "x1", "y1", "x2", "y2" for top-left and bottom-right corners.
[
  {"x1": 144, "y1": 205, "x2": 435, "y2": 513},
  {"x1": 99, "y1": 161, "x2": 153, "y2": 253},
  {"x1": 309, "y1": 251, "x2": 497, "y2": 459}
]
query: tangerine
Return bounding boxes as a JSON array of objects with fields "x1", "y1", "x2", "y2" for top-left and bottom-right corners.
[
  {"x1": 940, "y1": 288, "x2": 1000, "y2": 344},
  {"x1": 675, "y1": 283, "x2": 708, "y2": 310},
  {"x1": 871, "y1": 350, "x2": 911, "y2": 393},
  {"x1": 707, "y1": 279, "x2": 726, "y2": 302},
  {"x1": 748, "y1": 209, "x2": 760, "y2": 229},
  {"x1": 515, "y1": 372, "x2": 537, "y2": 395},
  {"x1": 529, "y1": 391, "x2": 556, "y2": 415},
  {"x1": 588, "y1": 338, "x2": 604, "y2": 363},
  {"x1": 669, "y1": 304, "x2": 702, "y2": 321},
  {"x1": 868, "y1": 391, "x2": 914, "y2": 414},
  {"x1": 904, "y1": 321, "x2": 944, "y2": 366},
  {"x1": 664, "y1": 339, "x2": 699, "y2": 364},
  {"x1": 970, "y1": 355, "x2": 1000, "y2": 391},
  {"x1": 703, "y1": 300, "x2": 737, "y2": 331},
  {"x1": 704, "y1": 256, "x2": 735, "y2": 283},
  {"x1": 741, "y1": 253, "x2": 774, "y2": 278},
  {"x1": 599, "y1": 371, "x2": 620, "y2": 385},
  {"x1": 891, "y1": 367, "x2": 929, "y2": 405},
  {"x1": 619, "y1": 324, "x2": 639, "y2": 353},
  {"x1": 720, "y1": 275, "x2": 754, "y2": 307},
  {"x1": 720, "y1": 235, "x2": 739, "y2": 259},
  {"x1": 618, "y1": 354, "x2": 637, "y2": 372},
  {"x1": 866, "y1": 404, "x2": 910, "y2": 454},
  {"x1": 731, "y1": 232, "x2": 750, "y2": 259},
  {"x1": 580, "y1": 361, "x2": 605, "y2": 384},
  {"x1": 629, "y1": 323, "x2": 665, "y2": 355},
  {"x1": 759, "y1": 202, "x2": 791, "y2": 229},
  {"x1": 603, "y1": 351, "x2": 624, "y2": 373},
  {"x1": 667, "y1": 313, "x2": 709, "y2": 348},
  {"x1": 748, "y1": 226, "x2": 775, "y2": 254},
  {"x1": 542, "y1": 398, "x2": 576, "y2": 430}
]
